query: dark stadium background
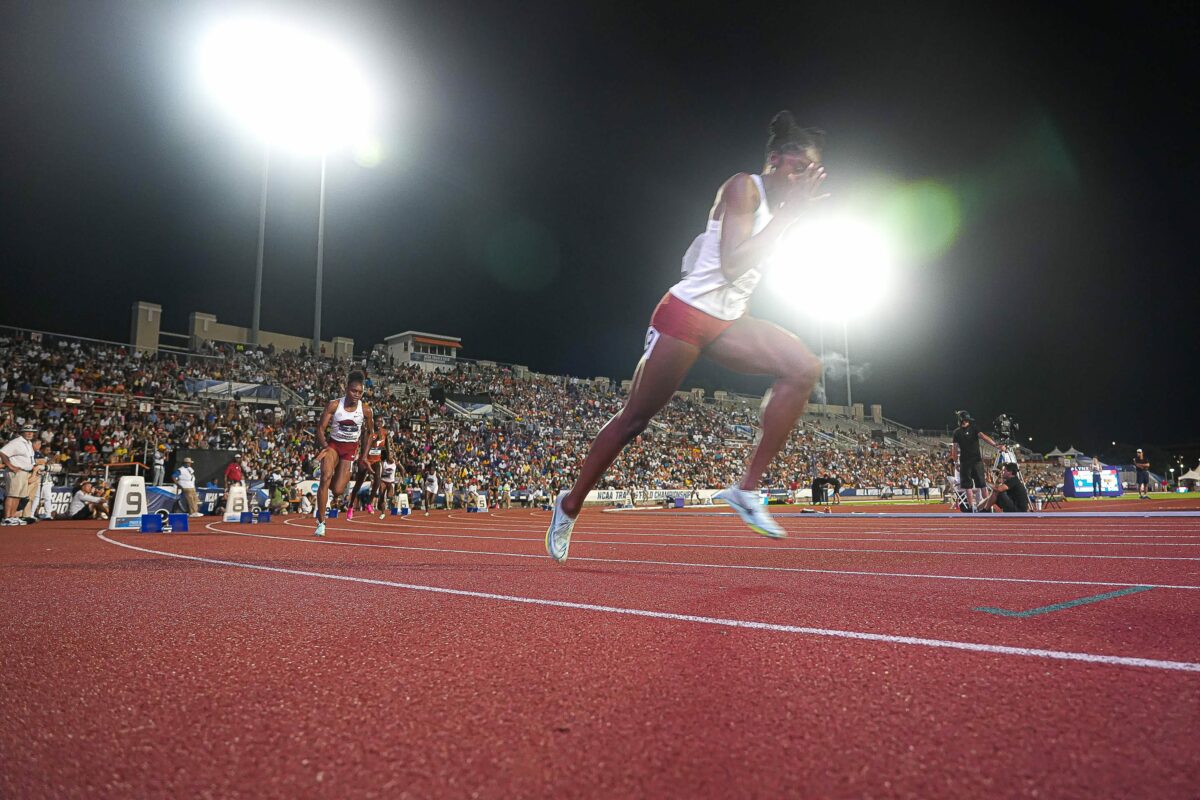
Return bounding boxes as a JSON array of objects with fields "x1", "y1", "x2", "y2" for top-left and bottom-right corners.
[{"x1": 1, "y1": 1, "x2": 1196, "y2": 461}]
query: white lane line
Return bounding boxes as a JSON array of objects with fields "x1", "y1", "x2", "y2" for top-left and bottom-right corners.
[
  {"x1": 349, "y1": 514, "x2": 1200, "y2": 540},
  {"x1": 282, "y1": 518, "x2": 1200, "y2": 561},
  {"x1": 95, "y1": 530, "x2": 1200, "y2": 674},
  {"x1": 221, "y1": 524, "x2": 1200, "y2": 590},
  {"x1": 343, "y1": 517, "x2": 1200, "y2": 544}
]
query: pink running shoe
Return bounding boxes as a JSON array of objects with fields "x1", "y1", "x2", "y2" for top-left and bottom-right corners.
[
  {"x1": 346, "y1": 508, "x2": 354, "y2": 521},
  {"x1": 366, "y1": 504, "x2": 374, "y2": 514}
]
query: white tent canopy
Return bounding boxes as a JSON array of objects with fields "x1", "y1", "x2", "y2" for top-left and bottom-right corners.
[
  {"x1": 1044, "y1": 447, "x2": 1066, "y2": 458},
  {"x1": 1180, "y1": 468, "x2": 1200, "y2": 483}
]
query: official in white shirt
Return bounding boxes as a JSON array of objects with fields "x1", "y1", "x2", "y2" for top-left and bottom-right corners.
[{"x1": 1, "y1": 424, "x2": 38, "y2": 525}]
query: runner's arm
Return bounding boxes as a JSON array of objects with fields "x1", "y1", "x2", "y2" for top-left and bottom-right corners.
[{"x1": 315, "y1": 400, "x2": 338, "y2": 450}]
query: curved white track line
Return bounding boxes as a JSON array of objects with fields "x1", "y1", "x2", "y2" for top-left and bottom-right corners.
[{"x1": 95, "y1": 530, "x2": 1200, "y2": 674}]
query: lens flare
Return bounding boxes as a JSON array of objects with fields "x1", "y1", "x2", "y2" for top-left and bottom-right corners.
[{"x1": 771, "y1": 214, "x2": 896, "y2": 321}]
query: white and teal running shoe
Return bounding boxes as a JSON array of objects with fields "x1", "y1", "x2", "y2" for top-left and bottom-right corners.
[
  {"x1": 314, "y1": 521, "x2": 326, "y2": 538},
  {"x1": 545, "y1": 491, "x2": 577, "y2": 563},
  {"x1": 714, "y1": 485, "x2": 786, "y2": 539}
]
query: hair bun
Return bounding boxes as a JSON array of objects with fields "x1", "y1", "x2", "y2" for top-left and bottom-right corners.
[{"x1": 769, "y1": 110, "x2": 797, "y2": 137}]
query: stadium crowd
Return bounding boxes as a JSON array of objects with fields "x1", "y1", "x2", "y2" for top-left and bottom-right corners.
[{"x1": 1, "y1": 331, "x2": 1063, "y2": 509}]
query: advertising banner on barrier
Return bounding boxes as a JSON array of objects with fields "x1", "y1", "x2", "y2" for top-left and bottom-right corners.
[{"x1": 1063, "y1": 468, "x2": 1122, "y2": 498}]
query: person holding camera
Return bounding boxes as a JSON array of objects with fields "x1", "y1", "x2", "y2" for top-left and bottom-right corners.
[
  {"x1": 68, "y1": 479, "x2": 110, "y2": 520},
  {"x1": 951, "y1": 411, "x2": 999, "y2": 512},
  {"x1": 978, "y1": 462, "x2": 1031, "y2": 513}
]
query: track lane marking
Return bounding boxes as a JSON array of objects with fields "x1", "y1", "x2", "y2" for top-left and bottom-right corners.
[
  {"x1": 95, "y1": 530, "x2": 1200, "y2": 674},
  {"x1": 182, "y1": 522, "x2": 1200, "y2": 590},
  {"x1": 975, "y1": 586, "x2": 1156, "y2": 618},
  {"x1": 281, "y1": 518, "x2": 1200, "y2": 561}
]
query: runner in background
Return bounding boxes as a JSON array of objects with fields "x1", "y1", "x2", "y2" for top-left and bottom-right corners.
[
  {"x1": 349, "y1": 417, "x2": 389, "y2": 516},
  {"x1": 312, "y1": 370, "x2": 374, "y2": 538},
  {"x1": 377, "y1": 448, "x2": 400, "y2": 519}
]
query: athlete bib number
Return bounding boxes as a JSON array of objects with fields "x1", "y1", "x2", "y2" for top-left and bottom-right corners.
[{"x1": 644, "y1": 326, "x2": 660, "y2": 355}]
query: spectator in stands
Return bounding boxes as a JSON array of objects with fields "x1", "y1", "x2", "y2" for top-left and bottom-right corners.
[
  {"x1": 2, "y1": 423, "x2": 38, "y2": 525},
  {"x1": 978, "y1": 463, "x2": 1030, "y2": 513},
  {"x1": 68, "y1": 479, "x2": 110, "y2": 520},
  {"x1": 174, "y1": 457, "x2": 201, "y2": 517}
]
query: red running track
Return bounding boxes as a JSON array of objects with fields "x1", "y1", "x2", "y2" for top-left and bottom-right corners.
[{"x1": 2, "y1": 508, "x2": 1198, "y2": 798}]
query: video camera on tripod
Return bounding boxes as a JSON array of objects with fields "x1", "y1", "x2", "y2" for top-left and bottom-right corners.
[{"x1": 992, "y1": 413, "x2": 1019, "y2": 445}]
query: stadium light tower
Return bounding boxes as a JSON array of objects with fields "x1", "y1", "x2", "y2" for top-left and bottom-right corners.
[
  {"x1": 196, "y1": 14, "x2": 378, "y2": 351},
  {"x1": 771, "y1": 215, "x2": 895, "y2": 410}
]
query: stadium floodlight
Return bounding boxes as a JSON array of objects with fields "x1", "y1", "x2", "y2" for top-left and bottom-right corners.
[
  {"x1": 196, "y1": 14, "x2": 378, "y2": 155},
  {"x1": 770, "y1": 214, "x2": 896, "y2": 407},
  {"x1": 195, "y1": 13, "x2": 379, "y2": 350}
]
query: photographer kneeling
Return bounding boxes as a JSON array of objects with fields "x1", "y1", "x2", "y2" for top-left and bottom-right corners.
[
  {"x1": 68, "y1": 480, "x2": 110, "y2": 520},
  {"x1": 978, "y1": 463, "x2": 1031, "y2": 513}
]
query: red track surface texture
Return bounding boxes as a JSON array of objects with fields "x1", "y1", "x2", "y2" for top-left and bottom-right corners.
[{"x1": 3, "y1": 508, "x2": 1199, "y2": 798}]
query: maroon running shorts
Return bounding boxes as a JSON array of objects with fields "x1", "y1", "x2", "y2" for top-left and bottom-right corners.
[{"x1": 647, "y1": 292, "x2": 735, "y2": 350}]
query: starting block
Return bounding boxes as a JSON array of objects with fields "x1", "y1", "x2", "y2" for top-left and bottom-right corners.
[
  {"x1": 239, "y1": 511, "x2": 254, "y2": 524},
  {"x1": 169, "y1": 513, "x2": 189, "y2": 532},
  {"x1": 328, "y1": 508, "x2": 339, "y2": 518},
  {"x1": 258, "y1": 511, "x2": 271, "y2": 523},
  {"x1": 139, "y1": 513, "x2": 163, "y2": 533}
]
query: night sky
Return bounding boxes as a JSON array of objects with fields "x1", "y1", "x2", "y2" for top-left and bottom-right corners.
[{"x1": 2, "y1": 1, "x2": 1197, "y2": 458}]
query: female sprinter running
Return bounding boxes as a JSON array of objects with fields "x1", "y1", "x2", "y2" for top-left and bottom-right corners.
[
  {"x1": 348, "y1": 416, "x2": 389, "y2": 516},
  {"x1": 313, "y1": 370, "x2": 374, "y2": 537},
  {"x1": 376, "y1": 448, "x2": 399, "y2": 518},
  {"x1": 546, "y1": 111, "x2": 827, "y2": 562}
]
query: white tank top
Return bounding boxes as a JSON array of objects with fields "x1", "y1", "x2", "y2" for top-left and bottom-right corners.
[
  {"x1": 669, "y1": 173, "x2": 774, "y2": 320},
  {"x1": 380, "y1": 461, "x2": 397, "y2": 483},
  {"x1": 329, "y1": 397, "x2": 364, "y2": 443}
]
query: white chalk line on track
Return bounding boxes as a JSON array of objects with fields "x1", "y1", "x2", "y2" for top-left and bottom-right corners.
[
  {"x1": 609, "y1": 509, "x2": 1200, "y2": 519},
  {"x1": 392, "y1": 513, "x2": 1200, "y2": 539},
  {"x1": 361, "y1": 520, "x2": 1200, "y2": 546},
  {"x1": 283, "y1": 518, "x2": 1200, "y2": 561},
  {"x1": 216, "y1": 523, "x2": 1200, "y2": 591},
  {"x1": 95, "y1": 529, "x2": 1200, "y2": 674},
  {"x1": 428, "y1": 516, "x2": 1200, "y2": 542}
]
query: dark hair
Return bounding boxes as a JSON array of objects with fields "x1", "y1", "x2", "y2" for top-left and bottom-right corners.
[
  {"x1": 1003, "y1": 463, "x2": 1020, "y2": 476},
  {"x1": 347, "y1": 369, "x2": 366, "y2": 386},
  {"x1": 765, "y1": 111, "x2": 824, "y2": 159}
]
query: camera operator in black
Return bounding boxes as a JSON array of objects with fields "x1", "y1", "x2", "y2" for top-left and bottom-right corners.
[
  {"x1": 951, "y1": 411, "x2": 998, "y2": 511},
  {"x1": 978, "y1": 462, "x2": 1031, "y2": 513}
]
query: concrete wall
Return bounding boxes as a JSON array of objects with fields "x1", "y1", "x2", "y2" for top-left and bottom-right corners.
[
  {"x1": 130, "y1": 301, "x2": 161, "y2": 353},
  {"x1": 187, "y1": 311, "x2": 352, "y2": 357}
]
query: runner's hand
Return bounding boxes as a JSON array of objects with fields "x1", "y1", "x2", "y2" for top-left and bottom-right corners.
[{"x1": 781, "y1": 163, "x2": 829, "y2": 217}]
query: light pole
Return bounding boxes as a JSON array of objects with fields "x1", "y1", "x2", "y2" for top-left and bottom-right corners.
[
  {"x1": 250, "y1": 145, "x2": 271, "y2": 346},
  {"x1": 312, "y1": 154, "x2": 328, "y2": 356},
  {"x1": 842, "y1": 318, "x2": 852, "y2": 410},
  {"x1": 196, "y1": 14, "x2": 378, "y2": 356}
]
